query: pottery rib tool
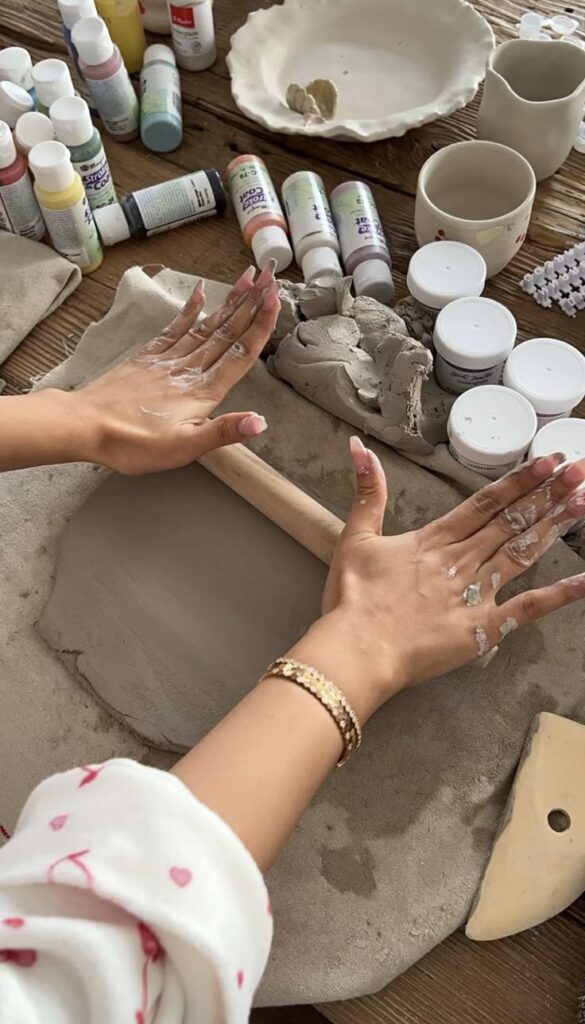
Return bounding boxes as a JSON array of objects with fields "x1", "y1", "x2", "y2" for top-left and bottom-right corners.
[
  {"x1": 199, "y1": 443, "x2": 344, "y2": 565},
  {"x1": 466, "y1": 712, "x2": 585, "y2": 941}
]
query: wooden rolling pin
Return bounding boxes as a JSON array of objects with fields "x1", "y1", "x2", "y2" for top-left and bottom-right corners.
[{"x1": 198, "y1": 444, "x2": 344, "y2": 565}]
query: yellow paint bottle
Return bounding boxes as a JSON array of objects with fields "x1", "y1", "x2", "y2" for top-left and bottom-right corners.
[
  {"x1": 28, "y1": 140, "x2": 103, "y2": 274},
  {"x1": 96, "y1": 0, "x2": 146, "y2": 74}
]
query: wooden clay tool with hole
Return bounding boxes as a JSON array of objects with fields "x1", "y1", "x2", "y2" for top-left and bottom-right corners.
[
  {"x1": 466, "y1": 712, "x2": 585, "y2": 941},
  {"x1": 199, "y1": 443, "x2": 344, "y2": 565}
]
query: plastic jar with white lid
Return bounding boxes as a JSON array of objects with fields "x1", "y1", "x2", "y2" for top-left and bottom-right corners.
[
  {"x1": 407, "y1": 240, "x2": 487, "y2": 313},
  {"x1": 529, "y1": 417, "x2": 585, "y2": 463},
  {"x1": 503, "y1": 338, "x2": 585, "y2": 427},
  {"x1": 433, "y1": 296, "x2": 517, "y2": 395},
  {"x1": 448, "y1": 385, "x2": 537, "y2": 479}
]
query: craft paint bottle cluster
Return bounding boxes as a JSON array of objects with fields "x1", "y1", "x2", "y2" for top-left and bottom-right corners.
[
  {"x1": 0, "y1": 48, "x2": 36, "y2": 100},
  {"x1": 31, "y1": 60, "x2": 75, "y2": 117},
  {"x1": 448, "y1": 386, "x2": 537, "y2": 479},
  {"x1": 29, "y1": 140, "x2": 103, "y2": 273},
  {"x1": 168, "y1": 0, "x2": 216, "y2": 71},
  {"x1": 282, "y1": 171, "x2": 342, "y2": 282},
  {"x1": 72, "y1": 16, "x2": 139, "y2": 141},
  {"x1": 330, "y1": 181, "x2": 394, "y2": 304},
  {"x1": 0, "y1": 121, "x2": 45, "y2": 241},
  {"x1": 57, "y1": 0, "x2": 100, "y2": 117},
  {"x1": 95, "y1": 0, "x2": 146, "y2": 74},
  {"x1": 14, "y1": 112, "x2": 55, "y2": 157},
  {"x1": 93, "y1": 168, "x2": 225, "y2": 243},
  {"x1": 226, "y1": 155, "x2": 292, "y2": 271},
  {"x1": 503, "y1": 338, "x2": 585, "y2": 426},
  {"x1": 433, "y1": 297, "x2": 517, "y2": 395},
  {"x1": 407, "y1": 241, "x2": 487, "y2": 316},
  {"x1": 140, "y1": 45, "x2": 182, "y2": 153},
  {"x1": 51, "y1": 96, "x2": 117, "y2": 210},
  {"x1": 0, "y1": 82, "x2": 34, "y2": 129}
]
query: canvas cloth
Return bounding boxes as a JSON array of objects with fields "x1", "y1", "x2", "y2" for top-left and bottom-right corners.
[{"x1": 0, "y1": 266, "x2": 584, "y2": 1006}]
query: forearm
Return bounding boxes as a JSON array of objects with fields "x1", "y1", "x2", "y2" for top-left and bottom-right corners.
[{"x1": 0, "y1": 390, "x2": 100, "y2": 471}]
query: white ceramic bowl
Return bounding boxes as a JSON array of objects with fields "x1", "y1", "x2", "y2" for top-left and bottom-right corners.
[{"x1": 227, "y1": 0, "x2": 495, "y2": 141}]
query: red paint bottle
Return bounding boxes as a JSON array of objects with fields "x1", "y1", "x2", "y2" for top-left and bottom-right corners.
[{"x1": 0, "y1": 120, "x2": 45, "y2": 241}]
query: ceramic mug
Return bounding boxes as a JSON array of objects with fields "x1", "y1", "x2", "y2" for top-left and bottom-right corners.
[{"x1": 415, "y1": 140, "x2": 536, "y2": 278}]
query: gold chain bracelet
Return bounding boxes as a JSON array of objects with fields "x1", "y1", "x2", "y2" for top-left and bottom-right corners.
[{"x1": 262, "y1": 657, "x2": 362, "y2": 767}]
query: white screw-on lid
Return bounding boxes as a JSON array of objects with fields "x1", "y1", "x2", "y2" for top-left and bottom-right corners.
[
  {"x1": 28, "y1": 140, "x2": 75, "y2": 192},
  {"x1": 57, "y1": 0, "x2": 98, "y2": 30},
  {"x1": 503, "y1": 338, "x2": 585, "y2": 415},
  {"x1": 0, "y1": 47, "x2": 34, "y2": 91},
  {"x1": 32, "y1": 59, "x2": 74, "y2": 109},
  {"x1": 50, "y1": 95, "x2": 93, "y2": 147},
  {"x1": 143, "y1": 44, "x2": 177, "y2": 65},
  {"x1": 14, "y1": 111, "x2": 55, "y2": 155},
  {"x1": 449, "y1": 385, "x2": 537, "y2": 466},
  {"x1": 0, "y1": 81, "x2": 34, "y2": 128},
  {"x1": 0, "y1": 120, "x2": 17, "y2": 169},
  {"x1": 434, "y1": 297, "x2": 517, "y2": 370},
  {"x1": 353, "y1": 258, "x2": 395, "y2": 305},
  {"x1": 302, "y1": 245, "x2": 343, "y2": 283},
  {"x1": 518, "y1": 11, "x2": 547, "y2": 38},
  {"x1": 93, "y1": 203, "x2": 130, "y2": 245},
  {"x1": 72, "y1": 17, "x2": 114, "y2": 66},
  {"x1": 530, "y1": 418, "x2": 585, "y2": 462},
  {"x1": 407, "y1": 241, "x2": 487, "y2": 310},
  {"x1": 250, "y1": 225, "x2": 293, "y2": 272}
]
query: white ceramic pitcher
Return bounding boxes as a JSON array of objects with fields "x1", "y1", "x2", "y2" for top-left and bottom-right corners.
[{"x1": 478, "y1": 39, "x2": 585, "y2": 180}]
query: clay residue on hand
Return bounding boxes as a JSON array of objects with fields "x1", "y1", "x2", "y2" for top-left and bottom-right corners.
[{"x1": 463, "y1": 582, "x2": 482, "y2": 607}]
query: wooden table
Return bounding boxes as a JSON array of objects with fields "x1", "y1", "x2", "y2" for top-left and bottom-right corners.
[{"x1": 1, "y1": 0, "x2": 584, "y2": 1021}]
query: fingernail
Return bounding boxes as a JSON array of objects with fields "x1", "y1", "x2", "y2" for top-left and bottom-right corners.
[
  {"x1": 239, "y1": 413, "x2": 267, "y2": 438},
  {"x1": 183, "y1": 279, "x2": 204, "y2": 311},
  {"x1": 254, "y1": 258, "x2": 277, "y2": 292},
  {"x1": 262, "y1": 282, "x2": 280, "y2": 309},
  {"x1": 349, "y1": 435, "x2": 373, "y2": 475},
  {"x1": 232, "y1": 265, "x2": 257, "y2": 296},
  {"x1": 531, "y1": 453, "x2": 565, "y2": 480},
  {"x1": 562, "y1": 458, "x2": 585, "y2": 486}
]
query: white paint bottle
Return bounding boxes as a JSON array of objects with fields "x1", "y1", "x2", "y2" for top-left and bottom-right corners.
[
  {"x1": 407, "y1": 240, "x2": 487, "y2": 314},
  {"x1": 448, "y1": 385, "x2": 537, "y2": 479},
  {"x1": 0, "y1": 82, "x2": 34, "y2": 129},
  {"x1": 503, "y1": 338, "x2": 585, "y2": 427},
  {"x1": 281, "y1": 171, "x2": 342, "y2": 283},
  {"x1": 167, "y1": 0, "x2": 216, "y2": 71},
  {"x1": 433, "y1": 297, "x2": 517, "y2": 395}
]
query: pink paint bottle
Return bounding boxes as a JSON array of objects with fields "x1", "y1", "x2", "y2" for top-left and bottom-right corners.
[
  {"x1": 0, "y1": 120, "x2": 45, "y2": 240},
  {"x1": 226, "y1": 154, "x2": 292, "y2": 271},
  {"x1": 72, "y1": 15, "x2": 139, "y2": 142}
]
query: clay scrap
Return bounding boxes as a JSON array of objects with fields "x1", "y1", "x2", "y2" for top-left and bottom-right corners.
[{"x1": 286, "y1": 78, "x2": 338, "y2": 120}]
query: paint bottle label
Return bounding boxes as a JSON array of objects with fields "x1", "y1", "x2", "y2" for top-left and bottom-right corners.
[
  {"x1": 140, "y1": 62, "x2": 181, "y2": 117},
  {"x1": 435, "y1": 353, "x2": 504, "y2": 395},
  {"x1": 87, "y1": 69, "x2": 139, "y2": 137},
  {"x1": 282, "y1": 175, "x2": 337, "y2": 249},
  {"x1": 448, "y1": 442, "x2": 518, "y2": 480},
  {"x1": 227, "y1": 159, "x2": 284, "y2": 230},
  {"x1": 0, "y1": 176, "x2": 45, "y2": 241},
  {"x1": 40, "y1": 195, "x2": 102, "y2": 268},
  {"x1": 169, "y1": 1, "x2": 214, "y2": 57},
  {"x1": 72, "y1": 147, "x2": 117, "y2": 210},
  {"x1": 332, "y1": 187, "x2": 390, "y2": 262},
  {"x1": 133, "y1": 171, "x2": 218, "y2": 235}
]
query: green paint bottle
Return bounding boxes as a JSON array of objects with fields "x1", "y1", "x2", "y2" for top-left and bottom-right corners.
[{"x1": 49, "y1": 95, "x2": 116, "y2": 211}]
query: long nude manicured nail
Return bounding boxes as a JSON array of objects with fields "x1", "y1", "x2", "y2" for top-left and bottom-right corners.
[
  {"x1": 350, "y1": 435, "x2": 373, "y2": 475},
  {"x1": 232, "y1": 265, "x2": 257, "y2": 297},
  {"x1": 183, "y1": 279, "x2": 204, "y2": 311},
  {"x1": 562, "y1": 457, "x2": 585, "y2": 486},
  {"x1": 254, "y1": 258, "x2": 278, "y2": 292},
  {"x1": 531, "y1": 453, "x2": 565, "y2": 480},
  {"x1": 262, "y1": 282, "x2": 280, "y2": 309},
  {"x1": 239, "y1": 413, "x2": 267, "y2": 437}
]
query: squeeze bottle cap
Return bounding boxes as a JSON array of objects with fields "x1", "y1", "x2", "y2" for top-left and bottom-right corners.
[
  {"x1": 251, "y1": 225, "x2": 293, "y2": 272},
  {"x1": 143, "y1": 44, "x2": 177, "y2": 65},
  {"x1": 503, "y1": 338, "x2": 585, "y2": 415},
  {"x1": 530, "y1": 418, "x2": 585, "y2": 463},
  {"x1": 0, "y1": 121, "x2": 17, "y2": 169},
  {"x1": 407, "y1": 241, "x2": 487, "y2": 309},
  {"x1": 433, "y1": 297, "x2": 517, "y2": 370},
  {"x1": 302, "y1": 246, "x2": 343, "y2": 283},
  {"x1": 93, "y1": 203, "x2": 131, "y2": 245},
  {"x1": 32, "y1": 60, "x2": 75, "y2": 109},
  {"x1": 57, "y1": 0, "x2": 98, "y2": 30},
  {"x1": 14, "y1": 111, "x2": 55, "y2": 155},
  {"x1": 353, "y1": 258, "x2": 395, "y2": 305},
  {"x1": 29, "y1": 140, "x2": 75, "y2": 192},
  {"x1": 72, "y1": 17, "x2": 115, "y2": 66},
  {"x1": 448, "y1": 386, "x2": 537, "y2": 465},
  {"x1": 0, "y1": 47, "x2": 34, "y2": 92},
  {"x1": 0, "y1": 82, "x2": 34, "y2": 129},
  {"x1": 50, "y1": 96, "x2": 93, "y2": 147}
]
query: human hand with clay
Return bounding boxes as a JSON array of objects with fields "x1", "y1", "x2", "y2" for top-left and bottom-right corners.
[{"x1": 0, "y1": 262, "x2": 280, "y2": 475}]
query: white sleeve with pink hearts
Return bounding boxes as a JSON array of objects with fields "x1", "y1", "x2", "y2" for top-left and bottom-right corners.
[{"x1": 0, "y1": 758, "x2": 273, "y2": 1023}]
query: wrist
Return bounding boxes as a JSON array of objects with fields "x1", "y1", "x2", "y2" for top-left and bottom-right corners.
[{"x1": 43, "y1": 388, "x2": 106, "y2": 464}]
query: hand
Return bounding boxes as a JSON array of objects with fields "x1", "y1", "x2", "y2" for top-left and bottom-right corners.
[
  {"x1": 290, "y1": 441, "x2": 585, "y2": 720},
  {"x1": 69, "y1": 263, "x2": 280, "y2": 475}
]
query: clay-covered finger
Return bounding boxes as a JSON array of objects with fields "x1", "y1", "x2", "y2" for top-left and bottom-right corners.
[
  {"x1": 180, "y1": 284, "x2": 270, "y2": 373},
  {"x1": 165, "y1": 265, "x2": 257, "y2": 358},
  {"x1": 204, "y1": 284, "x2": 280, "y2": 395},
  {"x1": 496, "y1": 572, "x2": 585, "y2": 634},
  {"x1": 482, "y1": 503, "x2": 584, "y2": 591},
  {"x1": 140, "y1": 279, "x2": 205, "y2": 355}
]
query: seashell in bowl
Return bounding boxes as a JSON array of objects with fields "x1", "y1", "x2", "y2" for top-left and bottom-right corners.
[{"x1": 228, "y1": 0, "x2": 495, "y2": 141}]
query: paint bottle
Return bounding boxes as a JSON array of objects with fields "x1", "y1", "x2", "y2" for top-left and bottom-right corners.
[
  {"x1": 281, "y1": 170, "x2": 342, "y2": 283},
  {"x1": 407, "y1": 241, "x2": 487, "y2": 315},
  {"x1": 530, "y1": 417, "x2": 585, "y2": 463},
  {"x1": 503, "y1": 338, "x2": 585, "y2": 427},
  {"x1": 56, "y1": 0, "x2": 100, "y2": 117},
  {"x1": 93, "y1": 168, "x2": 225, "y2": 243},
  {"x1": 14, "y1": 112, "x2": 55, "y2": 157},
  {"x1": 32, "y1": 60, "x2": 75, "y2": 117},
  {"x1": 95, "y1": 0, "x2": 146, "y2": 75},
  {"x1": 226, "y1": 155, "x2": 292, "y2": 272},
  {"x1": 0, "y1": 47, "x2": 36, "y2": 101},
  {"x1": 28, "y1": 140, "x2": 103, "y2": 273},
  {"x1": 0, "y1": 121, "x2": 45, "y2": 241},
  {"x1": 168, "y1": 0, "x2": 216, "y2": 71},
  {"x1": 140, "y1": 44, "x2": 182, "y2": 153},
  {"x1": 139, "y1": 0, "x2": 171, "y2": 33},
  {"x1": 50, "y1": 96, "x2": 117, "y2": 211},
  {"x1": 330, "y1": 181, "x2": 394, "y2": 305},
  {"x1": 0, "y1": 82, "x2": 34, "y2": 129},
  {"x1": 72, "y1": 17, "x2": 139, "y2": 141},
  {"x1": 433, "y1": 297, "x2": 517, "y2": 396},
  {"x1": 448, "y1": 386, "x2": 537, "y2": 479}
]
